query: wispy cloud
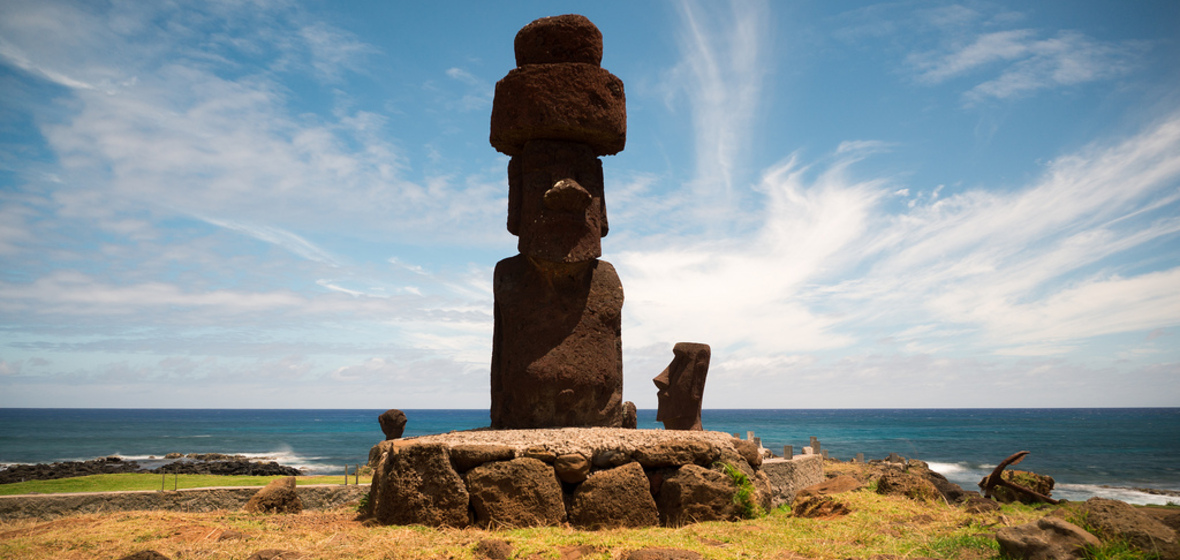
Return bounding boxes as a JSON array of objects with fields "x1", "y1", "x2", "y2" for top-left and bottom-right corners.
[{"x1": 908, "y1": 27, "x2": 1143, "y2": 103}]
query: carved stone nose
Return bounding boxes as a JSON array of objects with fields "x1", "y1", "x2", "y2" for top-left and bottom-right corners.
[{"x1": 543, "y1": 179, "x2": 592, "y2": 212}]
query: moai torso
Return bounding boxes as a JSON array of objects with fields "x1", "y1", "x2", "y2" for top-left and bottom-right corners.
[{"x1": 488, "y1": 15, "x2": 626, "y2": 428}]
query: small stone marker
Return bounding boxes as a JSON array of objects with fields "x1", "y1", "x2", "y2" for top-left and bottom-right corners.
[
  {"x1": 855, "y1": 453, "x2": 864, "y2": 463},
  {"x1": 784, "y1": 445, "x2": 793, "y2": 459},
  {"x1": 753, "y1": 437, "x2": 761, "y2": 449},
  {"x1": 746, "y1": 431, "x2": 755, "y2": 441},
  {"x1": 821, "y1": 450, "x2": 829, "y2": 459},
  {"x1": 810, "y1": 437, "x2": 821, "y2": 455}
]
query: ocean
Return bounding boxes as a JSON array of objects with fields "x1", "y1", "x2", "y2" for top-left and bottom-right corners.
[{"x1": 1, "y1": 408, "x2": 1177, "y2": 505}]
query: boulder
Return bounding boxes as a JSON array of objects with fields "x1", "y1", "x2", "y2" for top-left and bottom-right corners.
[
  {"x1": 243, "y1": 477, "x2": 302, "y2": 514},
  {"x1": 474, "y1": 538, "x2": 514, "y2": 560},
  {"x1": 655, "y1": 464, "x2": 738, "y2": 526},
  {"x1": 761, "y1": 455, "x2": 825, "y2": 508},
  {"x1": 876, "y1": 471, "x2": 942, "y2": 502},
  {"x1": 369, "y1": 442, "x2": 469, "y2": 527},
  {"x1": 554, "y1": 453, "x2": 592, "y2": 483},
  {"x1": 732, "y1": 438, "x2": 763, "y2": 467},
  {"x1": 378, "y1": 409, "x2": 407, "y2": 440},
  {"x1": 465, "y1": 457, "x2": 566, "y2": 528},
  {"x1": 996, "y1": 517, "x2": 1100, "y2": 560},
  {"x1": 632, "y1": 440, "x2": 715, "y2": 468},
  {"x1": 1072, "y1": 497, "x2": 1180, "y2": 559},
  {"x1": 569, "y1": 462, "x2": 658, "y2": 529},
  {"x1": 961, "y1": 495, "x2": 1002, "y2": 514},
  {"x1": 796, "y1": 475, "x2": 862, "y2": 499},
  {"x1": 791, "y1": 495, "x2": 851, "y2": 519},
  {"x1": 449, "y1": 444, "x2": 515, "y2": 472},
  {"x1": 514, "y1": 14, "x2": 603, "y2": 66}
]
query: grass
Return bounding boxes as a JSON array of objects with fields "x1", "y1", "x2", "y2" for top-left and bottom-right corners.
[
  {"x1": 0, "y1": 473, "x2": 372, "y2": 496},
  {"x1": 0, "y1": 479, "x2": 1048, "y2": 560}
]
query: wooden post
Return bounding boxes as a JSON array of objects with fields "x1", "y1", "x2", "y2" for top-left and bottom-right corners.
[
  {"x1": 344, "y1": 464, "x2": 348, "y2": 485},
  {"x1": 161, "y1": 471, "x2": 166, "y2": 492},
  {"x1": 355, "y1": 464, "x2": 359, "y2": 485},
  {"x1": 174, "y1": 471, "x2": 178, "y2": 491}
]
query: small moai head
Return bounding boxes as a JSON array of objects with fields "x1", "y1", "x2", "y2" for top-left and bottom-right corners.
[
  {"x1": 653, "y1": 342, "x2": 711, "y2": 430},
  {"x1": 378, "y1": 409, "x2": 407, "y2": 441}
]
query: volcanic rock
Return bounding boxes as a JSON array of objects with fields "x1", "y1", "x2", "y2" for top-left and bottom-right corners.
[
  {"x1": 378, "y1": 409, "x2": 407, "y2": 440},
  {"x1": 656, "y1": 464, "x2": 739, "y2": 526},
  {"x1": 996, "y1": 517, "x2": 1100, "y2": 560},
  {"x1": 569, "y1": 462, "x2": 658, "y2": 529},
  {"x1": 368, "y1": 442, "x2": 469, "y2": 527},
  {"x1": 514, "y1": 14, "x2": 603, "y2": 66},
  {"x1": 464, "y1": 457, "x2": 566, "y2": 528},
  {"x1": 244, "y1": 476, "x2": 302, "y2": 514}
]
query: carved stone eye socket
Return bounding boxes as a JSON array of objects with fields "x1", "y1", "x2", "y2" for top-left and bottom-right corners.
[{"x1": 543, "y1": 179, "x2": 592, "y2": 212}]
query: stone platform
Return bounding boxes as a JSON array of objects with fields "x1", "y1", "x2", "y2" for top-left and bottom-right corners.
[{"x1": 365, "y1": 428, "x2": 823, "y2": 529}]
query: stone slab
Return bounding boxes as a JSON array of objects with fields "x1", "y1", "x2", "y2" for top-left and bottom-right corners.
[{"x1": 761, "y1": 454, "x2": 824, "y2": 508}]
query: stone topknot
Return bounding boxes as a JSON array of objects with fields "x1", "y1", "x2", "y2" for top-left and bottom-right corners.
[{"x1": 514, "y1": 14, "x2": 603, "y2": 66}]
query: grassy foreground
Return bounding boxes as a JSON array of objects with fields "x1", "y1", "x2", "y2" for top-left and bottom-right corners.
[
  {"x1": 0, "y1": 474, "x2": 372, "y2": 496},
  {"x1": 0, "y1": 473, "x2": 1050, "y2": 560}
]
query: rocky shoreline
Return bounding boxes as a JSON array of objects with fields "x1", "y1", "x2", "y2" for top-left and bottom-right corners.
[{"x1": 0, "y1": 455, "x2": 301, "y2": 485}]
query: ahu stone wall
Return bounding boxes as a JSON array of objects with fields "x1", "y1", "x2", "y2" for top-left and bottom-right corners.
[{"x1": 365, "y1": 428, "x2": 824, "y2": 529}]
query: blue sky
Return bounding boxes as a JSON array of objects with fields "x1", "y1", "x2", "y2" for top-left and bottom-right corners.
[{"x1": 1, "y1": 1, "x2": 1178, "y2": 409}]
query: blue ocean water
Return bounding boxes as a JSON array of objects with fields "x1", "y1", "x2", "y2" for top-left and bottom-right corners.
[{"x1": 1, "y1": 408, "x2": 1177, "y2": 505}]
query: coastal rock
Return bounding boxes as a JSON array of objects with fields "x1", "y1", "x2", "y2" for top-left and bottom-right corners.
[
  {"x1": 732, "y1": 438, "x2": 763, "y2": 467},
  {"x1": 369, "y1": 442, "x2": 469, "y2": 527},
  {"x1": 961, "y1": 495, "x2": 1002, "y2": 514},
  {"x1": 152, "y1": 460, "x2": 300, "y2": 477},
  {"x1": 243, "y1": 476, "x2": 302, "y2": 514},
  {"x1": 996, "y1": 517, "x2": 1100, "y2": 560},
  {"x1": 656, "y1": 464, "x2": 739, "y2": 526},
  {"x1": 449, "y1": 444, "x2": 515, "y2": 472},
  {"x1": 876, "y1": 471, "x2": 943, "y2": 502},
  {"x1": 464, "y1": 457, "x2": 566, "y2": 528},
  {"x1": 796, "y1": 475, "x2": 862, "y2": 499},
  {"x1": 792, "y1": 495, "x2": 851, "y2": 519},
  {"x1": 378, "y1": 409, "x2": 407, "y2": 440},
  {"x1": 569, "y1": 462, "x2": 658, "y2": 529},
  {"x1": 554, "y1": 452, "x2": 591, "y2": 483},
  {"x1": 1070, "y1": 497, "x2": 1180, "y2": 559},
  {"x1": 0, "y1": 457, "x2": 142, "y2": 484}
]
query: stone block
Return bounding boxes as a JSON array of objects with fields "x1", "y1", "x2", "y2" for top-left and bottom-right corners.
[
  {"x1": 490, "y1": 64, "x2": 625, "y2": 157},
  {"x1": 449, "y1": 444, "x2": 515, "y2": 472},
  {"x1": 655, "y1": 464, "x2": 739, "y2": 526},
  {"x1": 996, "y1": 517, "x2": 1101, "y2": 560},
  {"x1": 569, "y1": 462, "x2": 658, "y2": 529},
  {"x1": 369, "y1": 443, "x2": 469, "y2": 527},
  {"x1": 514, "y1": 14, "x2": 603, "y2": 66},
  {"x1": 465, "y1": 457, "x2": 566, "y2": 528},
  {"x1": 761, "y1": 454, "x2": 824, "y2": 508}
]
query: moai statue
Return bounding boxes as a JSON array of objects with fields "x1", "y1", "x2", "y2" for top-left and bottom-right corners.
[
  {"x1": 488, "y1": 15, "x2": 627, "y2": 428},
  {"x1": 653, "y1": 343, "x2": 711, "y2": 430}
]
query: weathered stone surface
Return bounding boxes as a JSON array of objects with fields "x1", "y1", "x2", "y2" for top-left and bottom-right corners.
[
  {"x1": 654, "y1": 343, "x2": 710, "y2": 431},
  {"x1": 961, "y1": 494, "x2": 1002, "y2": 513},
  {"x1": 656, "y1": 464, "x2": 738, "y2": 526},
  {"x1": 465, "y1": 457, "x2": 565, "y2": 528},
  {"x1": 245, "y1": 551, "x2": 308, "y2": 560},
  {"x1": 570, "y1": 462, "x2": 658, "y2": 529},
  {"x1": 622, "y1": 550, "x2": 703, "y2": 560},
  {"x1": 761, "y1": 455, "x2": 825, "y2": 508},
  {"x1": 474, "y1": 538, "x2": 514, "y2": 560},
  {"x1": 876, "y1": 471, "x2": 942, "y2": 502},
  {"x1": 514, "y1": 14, "x2": 603, "y2": 66},
  {"x1": 118, "y1": 552, "x2": 172, "y2": 560},
  {"x1": 508, "y1": 140, "x2": 607, "y2": 261},
  {"x1": 378, "y1": 409, "x2": 407, "y2": 440},
  {"x1": 449, "y1": 444, "x2": 515, "y2": 472},
  {"x1": 243, "y1": 476, "x2": 302, "y2": 514},
  {"x1": 996, "y1": 517, "x2": 1101, "y2": 560},
  {"x1": 490, "y1": 256, "x2": 623, "y2": 429},
  {"x1": 632, "y1": 440, "x2": 715, "y2": 468},
  {"x1": 732, "y1": 438, "x2": 762, "y2": 467},
  {"x1": 524, "y1": 446, "x2": 558, "y2": 463},
  {"x1": 791, "y1": 495, "x2": 851, "y2": 519},
  {"x1": 554, "y1": 453, "x2": 591, "y2": 483},
  {"x1": 369, "y1": 442, "x2": 469, "y2": 527},
  {"x1": 490, "y1": 64, "x2": 625, "y2": 157},
  {"x1": 796, "y1": 475, "x2": 862, "y2": 500},
  {"x1": 1071, "y1": 497, "x2": 1180, "y2": 559},
  {"x1": 622, "y1": 401, "x2": 638, "y2": 429}
]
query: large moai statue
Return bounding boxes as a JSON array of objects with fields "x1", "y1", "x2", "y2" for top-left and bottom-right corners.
[{"x1": 488, "y1": 15, "x2": 626, "y2": 429}]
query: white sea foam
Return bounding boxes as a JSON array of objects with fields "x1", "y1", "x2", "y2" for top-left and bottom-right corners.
[
  {"x1": 1056, "y1": 484, "x2": 1180, "y2": 506},
  {"x1": 926, "y1": 461, "x2": 968, "y2": 474}
]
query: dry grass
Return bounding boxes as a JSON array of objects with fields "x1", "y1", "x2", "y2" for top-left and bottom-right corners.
[{"x1": 0, "y1": 480, "x2": 1046, "y2": 560}]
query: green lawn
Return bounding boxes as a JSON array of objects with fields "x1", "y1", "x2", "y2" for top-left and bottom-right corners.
[{"x1": 0, "y1": 473, "x2": 371, "y2": 496}]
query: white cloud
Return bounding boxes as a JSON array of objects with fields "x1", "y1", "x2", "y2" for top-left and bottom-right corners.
[{"x1": 908, "y1": 27, "x2": 1143, "y2": 102}]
